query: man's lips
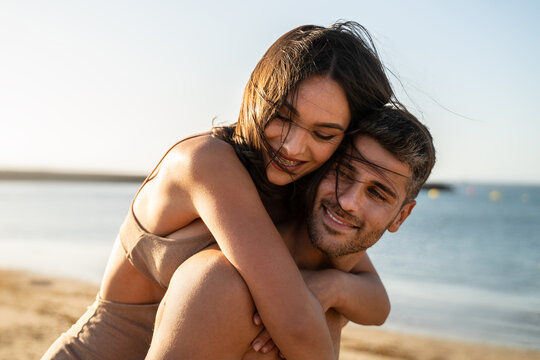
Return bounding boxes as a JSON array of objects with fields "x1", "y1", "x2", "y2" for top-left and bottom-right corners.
[{"x1": 323, "y1": 204, "x2": 359, "y2": 230}]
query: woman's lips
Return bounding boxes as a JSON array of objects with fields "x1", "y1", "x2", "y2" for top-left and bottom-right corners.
[{"x1": 269, "y1": 150, "x2": 305, "y2": 172}]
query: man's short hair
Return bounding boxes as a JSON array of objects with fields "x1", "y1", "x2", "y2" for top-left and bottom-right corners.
[
  {"x1": 347, "y1": 107, "x2": 436, "y2": 202},
  {"x1": 296, "y1": 106, "x2": 435, "y2": 217}
]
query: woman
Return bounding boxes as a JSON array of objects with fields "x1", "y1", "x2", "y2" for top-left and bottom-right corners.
[{"x1": 42, "y1": 21, "x2": 394, "y2": 360}]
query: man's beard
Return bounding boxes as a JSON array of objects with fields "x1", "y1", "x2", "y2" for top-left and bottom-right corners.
[{"x1": 307, "y1": 199, "x2": 385, "y2": 257}]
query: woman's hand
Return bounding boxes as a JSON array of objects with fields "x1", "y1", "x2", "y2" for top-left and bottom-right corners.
[
  {"x1": 251, "y1": 312, "x2": 286, "y2": 358},
  {"x1": 247, "y1": 270, "x2": 339, "y2": 355},
  {"x1": 248, "y1": 270, "x2": 336, "y2": 358}
]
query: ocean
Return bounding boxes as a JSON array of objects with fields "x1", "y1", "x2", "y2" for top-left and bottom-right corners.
[{"x1": 0, "y1": 180, "x2": 539, "y2": 350}]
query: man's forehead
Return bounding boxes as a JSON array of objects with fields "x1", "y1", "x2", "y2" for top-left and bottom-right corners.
[{"x1": 349, "y1": 136, "x2": 411, "y2": 197}]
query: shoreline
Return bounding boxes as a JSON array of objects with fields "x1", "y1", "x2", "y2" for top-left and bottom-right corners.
[{"x1": 1, "y1": 269, "x2": 539, "y2": 360}]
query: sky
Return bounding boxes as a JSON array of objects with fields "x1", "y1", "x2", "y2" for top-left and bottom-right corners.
[{"x1": 1, "y1": 0, "x2": 539, "y2": 184}]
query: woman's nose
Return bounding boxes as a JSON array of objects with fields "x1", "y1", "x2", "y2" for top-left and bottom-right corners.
[{"x1": 281, "y1": 124, "x2": 308, "y2": 157}]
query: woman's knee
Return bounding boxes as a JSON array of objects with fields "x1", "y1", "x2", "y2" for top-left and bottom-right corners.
[
  {"x1": 169, "y1": 248, "x2": 251, "y2": 304},
  {"x1": 149, "y1": 249, "x2": 261, "y2": 359}
]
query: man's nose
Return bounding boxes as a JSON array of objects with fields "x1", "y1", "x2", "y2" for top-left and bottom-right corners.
[
  {"x1": 281, "y1": 124, "x2": 308, "y2": 157},
  {"x1": 338, "y1": 182, "x2": 363, "y2": 214}
]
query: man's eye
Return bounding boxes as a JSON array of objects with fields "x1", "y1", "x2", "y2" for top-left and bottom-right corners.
[{"x1": 369, "y1": 188, "x2": 386, "y2": 201}]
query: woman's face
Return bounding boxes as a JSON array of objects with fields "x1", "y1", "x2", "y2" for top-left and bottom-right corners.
[{"x1": 263, "y1": 75, "x2": 351, "y2": 186}]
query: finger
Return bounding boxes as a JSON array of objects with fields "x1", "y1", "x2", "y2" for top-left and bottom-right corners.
[
  {"x1": 260, "y1": 339, "x2": 275, "y2": 353},
  {"x1": 251, "y1": 329, "x2": 271, "y2": 352},
  {"x1": 253, "y1": 312, "x2": 262, "y2": 326}
]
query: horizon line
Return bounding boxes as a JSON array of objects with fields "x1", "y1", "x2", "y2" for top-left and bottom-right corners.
[
  {"x1": 0, "y1": 169, "x2": 146, "y2": 183},
  {"x1": 3, "y1": 169, "x2": 539, "y2": 189}
]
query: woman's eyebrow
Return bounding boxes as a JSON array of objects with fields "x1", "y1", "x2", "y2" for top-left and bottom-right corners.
[
  {"x1": 281, "y1": 101, "x2": 345, "y2": 131},
  {"x1": 315, "y1": 123, "x2": 346, "y2": 131}
]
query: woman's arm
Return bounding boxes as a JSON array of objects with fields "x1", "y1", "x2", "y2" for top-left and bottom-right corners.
[
  {"x1": 302, "y1": 253, "x2": 391, "y2": 326},
  {"x1": 165, "y1": 137, "x2": 334, "y2": 360},
  {"x1": 250, "y1": 252, "x2": 389, "y2": 355}
]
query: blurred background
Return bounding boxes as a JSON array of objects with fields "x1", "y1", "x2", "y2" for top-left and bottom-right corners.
[{"x1": 1, "y1": 0, "x2": 539, "y2": 353}]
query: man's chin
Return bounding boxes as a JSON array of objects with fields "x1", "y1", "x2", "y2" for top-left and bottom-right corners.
[
  {"x1": 309, "y1": 238, "x2": 335, "y2": 257},
  {"x1": 308, "y1": 232, "x2": 350, "y2": 258}
]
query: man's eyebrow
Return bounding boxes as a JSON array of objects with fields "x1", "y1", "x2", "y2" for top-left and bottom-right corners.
[
  {"x1": 349, "y1": 152, "x2": 409, "y2": 179},
  {"x1": 282, "y1": 102, "x2": 298, "y2": 116},
  {"x1": 340, "y1": 162, "x2": 399, "y2": 200}
]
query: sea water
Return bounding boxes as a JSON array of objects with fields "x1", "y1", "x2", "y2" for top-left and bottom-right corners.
[
  {"x1": 0, "y1": 181, "x2": 538, "y2": 349},
  {"x1": 370, "y1": 184, "x2": 540, "y2": 349}
]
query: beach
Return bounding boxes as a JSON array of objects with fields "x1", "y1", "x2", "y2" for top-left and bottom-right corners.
[{"x1": 1, "y1": 269, "x2": 538, "y2": 360}]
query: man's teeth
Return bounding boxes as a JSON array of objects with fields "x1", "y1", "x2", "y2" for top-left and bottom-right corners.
[
  {"x1": 326, "y1": 208, "x2": 348, "y2": 226},
  {"x1": 276, "y1": 155, "x2": 301, "y2": 167}
]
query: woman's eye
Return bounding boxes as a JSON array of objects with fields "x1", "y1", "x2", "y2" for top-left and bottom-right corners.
[
  {"x1": 313, "y1": 131, "x2": 336, "y2": 141},
  {"x1": 274, "y1": 114, "x2": 292, "y2": 123}
]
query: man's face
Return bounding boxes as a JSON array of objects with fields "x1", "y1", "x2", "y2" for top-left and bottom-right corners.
[{"x1": 307, "y1": 135, "x2": 416, "y2": 257}]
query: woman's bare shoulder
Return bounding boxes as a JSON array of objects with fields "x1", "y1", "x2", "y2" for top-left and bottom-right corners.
[
  {"x1": 134, "y1": 135, "x2": 244, "y2": 233},
  {"x1": 162, "y1": 134, "x2": 245, "y2": 183},
  {"x1": 175, "y1": 133, "x2": 233, "y2": 152}
]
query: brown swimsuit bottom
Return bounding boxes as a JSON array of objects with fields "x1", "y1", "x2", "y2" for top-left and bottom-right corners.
[{"x1": 42, "y1": 149, "x2": 217, "y2": 360}]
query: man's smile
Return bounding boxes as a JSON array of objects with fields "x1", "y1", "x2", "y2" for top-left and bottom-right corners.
[{"x1": 321, "y1": 202, "x2": 361, "y2": 231}]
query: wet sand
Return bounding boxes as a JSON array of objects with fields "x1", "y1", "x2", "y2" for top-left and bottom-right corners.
[{"x1": 1, "y1": 269, "x2": 538, "y2": 360}]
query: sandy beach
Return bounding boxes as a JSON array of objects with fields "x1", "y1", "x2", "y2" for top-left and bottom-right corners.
[{"x1": 1, "y1": 269, "x2": 538, "y2": 360}]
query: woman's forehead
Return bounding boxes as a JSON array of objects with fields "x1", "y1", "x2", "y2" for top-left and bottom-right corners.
[{"x1": 282, "y1": 75, "x2": 350, "y2": 130}]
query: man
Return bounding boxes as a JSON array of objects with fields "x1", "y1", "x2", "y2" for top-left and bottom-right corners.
[{"x1": 146, "y1": 107, "x2": 436, "y2": 360}]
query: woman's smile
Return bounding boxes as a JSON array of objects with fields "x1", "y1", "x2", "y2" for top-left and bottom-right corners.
[{"x1": 268, "y1": 148, "x2": 305, "y2": 171}]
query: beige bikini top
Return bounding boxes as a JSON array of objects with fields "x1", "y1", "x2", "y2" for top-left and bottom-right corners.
[
  {"x1": 118, "y1": 135, "x2": 216, "y2": 289},
  {"x1": 118, "y1": 203, "x2": 216, "y2": 289}
]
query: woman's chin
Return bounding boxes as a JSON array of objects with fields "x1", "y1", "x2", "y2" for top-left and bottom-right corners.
[{"x1": 266, "y1": 167, "x2": 297, "y2": 186}]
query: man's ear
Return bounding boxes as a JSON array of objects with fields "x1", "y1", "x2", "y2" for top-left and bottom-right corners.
[{"x1": 388, "y1": 200, "x2": 416, "y2": 233}]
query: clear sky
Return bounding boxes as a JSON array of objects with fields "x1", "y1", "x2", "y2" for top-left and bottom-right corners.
[{"x1": 1, "y1": 0, "x2": 539, "y2": 184}]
